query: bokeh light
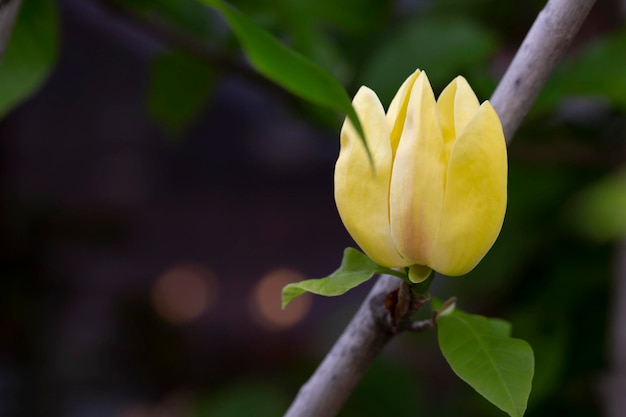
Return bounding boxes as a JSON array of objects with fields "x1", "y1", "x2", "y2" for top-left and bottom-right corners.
[
  {"x1": 249, "y1": 268, "x2": 312, "y2": 330},
  {"x1": 151, "y1": 262, "x2": 219, "y2": 324}
]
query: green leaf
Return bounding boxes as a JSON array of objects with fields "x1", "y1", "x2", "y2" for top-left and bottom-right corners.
[
  {"x1": 197, "y1": 0, "x2": 369, "y2": 159},
  {"x1": 146, "y1": 50, "x2": 216, "y2": 133},
  {"x1": 438, "y1": 310, "x2": 534, "y2": 417},
  {"x1": 0, "y1": 0, "x2": 59, "y2": 118},
  {"x1": 282, "y1": 248, "x2": 380, "y2": 308}
]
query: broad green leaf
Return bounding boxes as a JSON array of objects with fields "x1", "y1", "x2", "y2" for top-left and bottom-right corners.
[
  {"x1": 282, "y1": 248, "x2": 380, "y2": 308},
  {"x1": 197, "y1": 0, "x2": 369, "y2": 158},
  {"x1": 146, "y1": 50, "x2": 216, "y2": 133},
  {"x1": 438, "y1": 310, "x2": 534, "y2": 417},
  {"x1": 567, "y1": 169, "x2": 626, "y2": 241},
  {"x1": 0, "y1": 0, "x2": 59, "y2": 118}
]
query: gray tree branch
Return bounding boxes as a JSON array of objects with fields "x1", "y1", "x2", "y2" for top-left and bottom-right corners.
[
  {"x1": 0, "y1": 0, "x2": 22, "y2": 62},
  {"x1": 284, "y1": 0, "x2": 596, "y2": 416}
]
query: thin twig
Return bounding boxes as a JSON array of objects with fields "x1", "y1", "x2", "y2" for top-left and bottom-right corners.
[
  {"x1": 284, "y1": 0, "x2": 596, "y2": 416},
  {"x1": 0, "y1": 0, "x2": 22, "y2": 62}
]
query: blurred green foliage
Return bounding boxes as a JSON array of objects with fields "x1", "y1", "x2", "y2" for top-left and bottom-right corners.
[
  {"x1": 126, "y1": 0, "x2": 215, "y2": 38},
  {"x1": 193, "y1": 382, "x2": 290, "y2": 416},
  {"x1": 360, "y1": 16, "x2": 497, "y2": 105},
  {"x1": 568, "y1": 168, "x2": 626, "y2": 241},
  {"x1": 146, "y1": 50, "x2": 216, "y2": 133},
  {"x1": 537, "y1": 29, "x2": 626, "y2": 114},
  {"x1": 0, "y1": 0, "x2": 58, "y2": 118}
]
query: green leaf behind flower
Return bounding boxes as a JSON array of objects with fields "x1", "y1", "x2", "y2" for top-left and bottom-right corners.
[
  {"x1": 281, "y1": 248, "x2": 380, "y2": 309},
  {"x1": 438, "y1": 310, "x2": 534, "y2": 417}
]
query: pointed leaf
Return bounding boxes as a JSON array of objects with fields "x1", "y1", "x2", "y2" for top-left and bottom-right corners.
[
  {"x1": 282, "y1": 248, "x2": 380, "y2": 308},
  {"x1": 438, "y1": 310, "x2": 534, "y2": 417},
  {"x1": 198, "y1": 0, "x2": 369, "y2": 158}
]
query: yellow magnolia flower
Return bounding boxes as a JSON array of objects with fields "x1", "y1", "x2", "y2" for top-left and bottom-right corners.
[{"x1": 335, "y1": 70, "x2": 507, "y2": 282}]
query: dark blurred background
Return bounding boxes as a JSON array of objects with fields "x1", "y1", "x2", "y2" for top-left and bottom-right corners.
[{"x1": 1, "y1": 0, "x2": 626, "y2": 416}]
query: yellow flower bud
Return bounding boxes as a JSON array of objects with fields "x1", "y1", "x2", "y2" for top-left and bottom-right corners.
[{"x1": 334, "y1": 70, "x2": 507, "y2": 282}]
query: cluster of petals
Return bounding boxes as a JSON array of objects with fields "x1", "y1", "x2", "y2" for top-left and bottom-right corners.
[{"x1": 334, "y1": 70, "x2": 507, "y2": 282}]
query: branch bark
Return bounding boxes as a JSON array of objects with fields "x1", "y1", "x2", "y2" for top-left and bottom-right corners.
[
  {"x1": 0, "y1": 0, "x2": 22, "y2": 62},
  {"x1": 284, "y1": 0, "x2": 596, "y2": 416}
]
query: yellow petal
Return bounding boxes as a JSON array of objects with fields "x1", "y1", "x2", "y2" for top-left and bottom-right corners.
[
  {"x1": 437, "y1": 76, "x2": 480, "y2": 163},
  {"x1": 430, "y1": 101, "x2": 507, "y2": 275},
  {"x1": 389, "y1": 72, "x2": 445, "y2": 265},
  {"x1": 387, "y1": 69, "x2": 421, "y2": 159},
  {"x1": 334, "y1": 87, "x2": 407, "y2": 267}
]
